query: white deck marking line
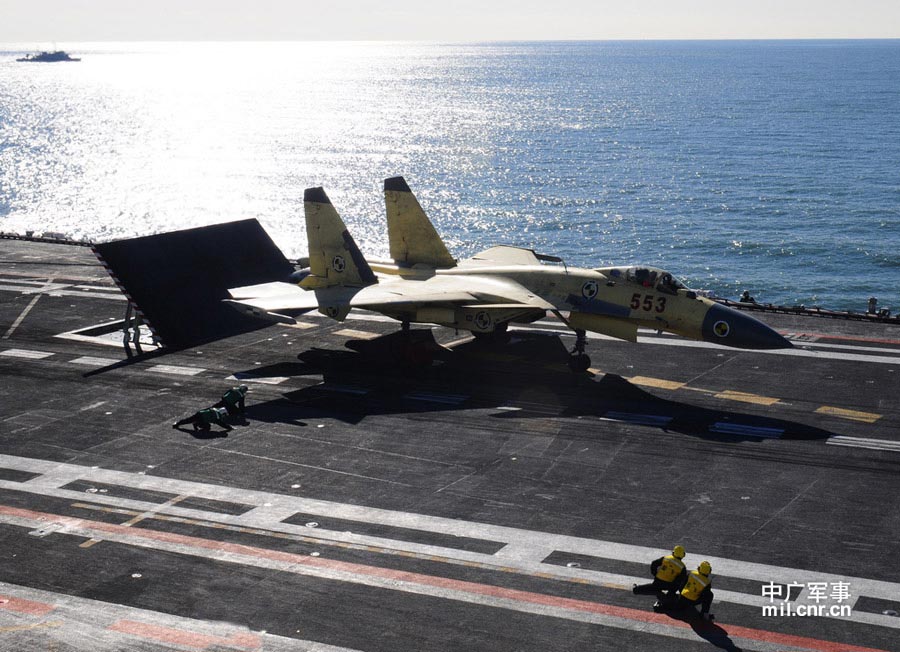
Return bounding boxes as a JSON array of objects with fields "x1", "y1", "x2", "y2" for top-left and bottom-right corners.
[
  {"x1": 70, "y1": 356, "x2": 121, "y2": 367},
  {"x1": 80, "y1": 494, "x2": 189, "y2": 549},
  {"x1": 332, "y1": 328, "x2": 381, "y2": 340},
  {"x1": 226, "y1": 373, "x2": 289, "y2": 385},
  {"x1": 77, "y1": 401, "x2": 108, "y2": 413},
  {"x1": 0, "y1": 580, "x2": 352, "y2": 652},
  {"x1": 826, "y1": 436, "x2": 900, "y2": 453},
  {"x1": 600, "y1": 412, "x2": 673, "y2": 427},
  {"x1": 0, "y1": 454, "x2": 898, "y2": 632},
  {"x1": 0, "y1": 283, "x2": 124, "y2": 300},
  {"x1": 1, "y1": 276, "x2": 58, "y2": 339},
  {"x1": 2, "y1": 294, "x2": 43, "y2": 339},
  {"x1": 146, "y1": 364, "x2": 204, "y2": 376},
  {"x1": 508, "y1": 323, "x2": 900, "y2": 364},
  {"x1": 788, "y1": 341, "x2": 900, "y2": 355},
  {"x1": 0, "y1": 348, "x2": 55, "y2": 359}
]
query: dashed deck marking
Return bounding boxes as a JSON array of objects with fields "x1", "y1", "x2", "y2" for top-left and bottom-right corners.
[
  {"x1": 714, "y1": 390, "x2": 781, "y2": 406},
  {"x1": 226, "y1": 373, "x2": 289, "y2": 385},
  {"x1": 146, "y1": 364, "x2": 204, "y2": 376},
  {"x1": 0, "y1": 595, "x2": 56, "y2": 616},
  {"x1": 826, "y1": 436, "x2": 900, "y2": 452},
  {"x1": 0, "y1": 348, "x2": 54, "y2": 359},
  {"x1": 710, "y1": 423, "x2": 784, "y2": 438},
  {"x1": 70, "y1": 356, "x2": 121, "y2": 367},
  {"x1": 627, "y1": 376, "x2": 685, "y2": 391},
  {"x1": 815, "y1": 406, "x2": 882, "y2": 424},
  {"x1": 0, "y1": 581, "x2": 339, "y2": 652},
  {"x1": 600, "y1": 412, "x2": 673, "y2": 427},
  {"x1": 108, "y1": 620, "x2": 261, "y2": 651},
  {"x1": 2, "y1": 454, "x2": 900, "y2": 634},
  {"x1": 0, "y1": 505, "x2": 889, "y2": 652},
  {"x1": 332, "y1": 328, "x2": 381, "y2": 340}
]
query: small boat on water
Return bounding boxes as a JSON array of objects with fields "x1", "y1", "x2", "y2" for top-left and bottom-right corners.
[{"x1": 16, "y1": 50, "x2": 81, "y2": 63}]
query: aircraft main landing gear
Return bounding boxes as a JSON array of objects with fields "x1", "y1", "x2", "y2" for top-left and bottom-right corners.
[
  {"x1": 568, "y1": 328, "x2": 591, "y2": 372},
  {"x1": 471, "y1": 321, "x2": 510, "y2": 344},
  {"x1": 398, "y1": 320, "x2": 435, "y2": 367}
]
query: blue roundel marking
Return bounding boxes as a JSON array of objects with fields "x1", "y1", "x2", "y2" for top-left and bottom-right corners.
[
  {"x1": 582, "y1": 281, "x2": 598, "y2": 300},
  {"x1": 474, "y1": 311, "x2": 492, "y2": 330}
]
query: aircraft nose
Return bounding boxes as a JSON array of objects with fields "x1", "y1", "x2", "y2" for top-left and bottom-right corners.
[{"x1": 701, "y1": 304, "x2": 793, "y2": 349}]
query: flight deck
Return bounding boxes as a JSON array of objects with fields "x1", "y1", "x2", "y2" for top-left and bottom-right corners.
[{"x1": 1, "y1": 238, "x2": 899, "y2": 652}]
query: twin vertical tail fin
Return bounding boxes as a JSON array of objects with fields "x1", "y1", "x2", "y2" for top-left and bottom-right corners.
[
  {"x1": 384, "y1": 176, "x2": 456, "y2": 269},
  {"x1": 303, "y1": 187, "x2": 377, "y2": 289}
]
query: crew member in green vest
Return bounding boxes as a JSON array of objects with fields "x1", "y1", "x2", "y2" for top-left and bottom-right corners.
[
  {"x1": 673, "y1": 560, "x2": 715, "y2": 620},
  {"x1": 633, "y1": 545, "x2": 688, "y2": 607},
  {"x1": 216, "y1": 384, "x2": 249, "y2": 416},
  {"x1": 173, "y1": 406, "x2": 233, "y2": 432}
]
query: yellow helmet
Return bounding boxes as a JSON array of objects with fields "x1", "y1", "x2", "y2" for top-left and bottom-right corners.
[
  {"x1": 698, "y1": 561, "x2": 712, "y2": 576},
  {"x1": 672, "y1": 545, "x2": 686, "y2": 559}
]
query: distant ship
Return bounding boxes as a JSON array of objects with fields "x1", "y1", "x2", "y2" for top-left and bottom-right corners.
[{"x1": 16, "y1": 50, "x2": 81, "y2": 63}]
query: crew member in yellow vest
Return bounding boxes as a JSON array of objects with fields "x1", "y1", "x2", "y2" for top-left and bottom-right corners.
[
  {"x1": 632, "y1": 545, "x2": 688, "y2": 607},
  {"x1": 673, "y1": 560, "x2": 715, "y2": 620}
]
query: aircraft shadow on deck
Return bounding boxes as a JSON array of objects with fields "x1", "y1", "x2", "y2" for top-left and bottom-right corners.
[{"x1": 239, "y1": 331, "x2": 835, "y2": 444}]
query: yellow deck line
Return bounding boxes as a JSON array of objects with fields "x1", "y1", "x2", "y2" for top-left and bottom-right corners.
[
  {"x1": 713, "y1": 390, "x2": 780, "y2": 406},
  {"x1": 815, "y1": 406, "x2": 882, "y2": 423},
  {"x1": 628, "y1": 376, "x2": 686, "y2": 391}
]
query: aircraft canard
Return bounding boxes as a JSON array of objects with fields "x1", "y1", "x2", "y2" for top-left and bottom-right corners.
[{"x1": 226, "y1": 177, "x2": 791, "y2": 371}]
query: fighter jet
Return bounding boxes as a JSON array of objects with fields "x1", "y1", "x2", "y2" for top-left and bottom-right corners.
[{"x1": 226, "y1": 177, "x2": 791, "y2": 371}]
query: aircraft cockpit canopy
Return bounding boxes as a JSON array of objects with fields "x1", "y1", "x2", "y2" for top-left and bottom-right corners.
[{"x1": 625, "y1": 266, "x2": 688, "y2": 295}]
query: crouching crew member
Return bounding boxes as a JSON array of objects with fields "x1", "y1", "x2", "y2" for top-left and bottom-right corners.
[
  {"x1": 173, "y1": 407, "x2": 232, "y2": 432},
  {"x1": 633, "y1": 545, "x2": 688, "y2": 607},
  {"x1": 216, "y1": 384, "x2": 248, "y2": 416},
  {"x1": 674, "y1": 560, "x2": 715, "y2": 620}
]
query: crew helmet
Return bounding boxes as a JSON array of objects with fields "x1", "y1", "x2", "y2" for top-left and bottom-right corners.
[
  {"x1": 698, "y1": 561, "x2": 712, "y2": 576},
  {"x1": 673, "y1": 545, "x2": 686, "y2": 559},
  {"x1": 239, "y1": 384, "x2": 249, "y2": 392}
]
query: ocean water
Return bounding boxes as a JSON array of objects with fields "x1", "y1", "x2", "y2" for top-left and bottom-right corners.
[{"x1": 1, "y1": 40, "x2": 898, "y2": 311}]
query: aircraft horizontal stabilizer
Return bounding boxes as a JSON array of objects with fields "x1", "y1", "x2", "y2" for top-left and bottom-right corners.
[
  {"x1": 462, "y1": 246, "x2": 542, "y2": 267},
  {"x1": 222, "y1": 300, "x2": 298, "y2": 324}
]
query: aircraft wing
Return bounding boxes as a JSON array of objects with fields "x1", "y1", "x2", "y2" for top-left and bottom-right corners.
[{"x1": 226, "y1": 274, "x2": 553, "y2": 321}]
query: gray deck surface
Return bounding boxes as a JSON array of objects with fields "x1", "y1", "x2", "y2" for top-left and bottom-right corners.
[{"x1": 1, "y1": 239, "x2": 898, "y2": 652}]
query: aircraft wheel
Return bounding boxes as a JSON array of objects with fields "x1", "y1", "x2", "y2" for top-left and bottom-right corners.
[{"x1": 568, "y1": 353, "x2": 591, "y2": 372}]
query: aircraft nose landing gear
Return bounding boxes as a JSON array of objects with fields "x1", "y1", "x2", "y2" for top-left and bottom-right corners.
[{"x1": 568, "y1": 328, "x2": 591, "y2": 372}]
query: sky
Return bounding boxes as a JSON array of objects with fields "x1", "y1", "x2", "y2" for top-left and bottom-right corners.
[{"x1": 2, "y1": 0, "x2": 899, "y2": 41}]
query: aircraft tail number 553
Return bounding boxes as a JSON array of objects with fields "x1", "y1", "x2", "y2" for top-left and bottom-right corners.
[{"x1": 631, "y1": 293, "x2": 666, "y2": 313}]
